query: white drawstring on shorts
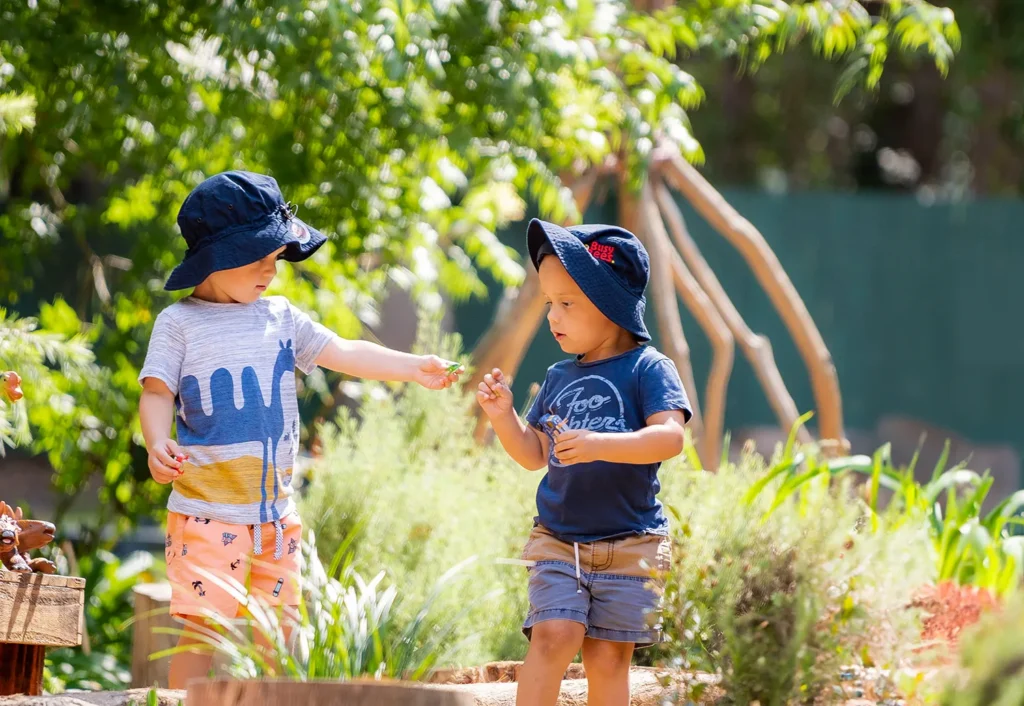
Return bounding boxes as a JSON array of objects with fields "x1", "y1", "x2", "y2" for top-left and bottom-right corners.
[
  {"x1": 573, "y1": 541, "x2": 582, "y2": 594},
  {"x1": 253, "y1": 519, "x2": 285, "y2": 560}
]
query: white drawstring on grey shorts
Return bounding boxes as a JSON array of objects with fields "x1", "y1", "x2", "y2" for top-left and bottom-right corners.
[{"x1": 573, "y1": 541, "x2": 582, "y2": 594}]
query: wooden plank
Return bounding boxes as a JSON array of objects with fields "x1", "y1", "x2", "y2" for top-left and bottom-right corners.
[
  {"x1": 0, "y1": 573, "x2": 84, "y2": 647},
  {"x1": 187, "y1": 679, "x2": 476, "y2": 706}
]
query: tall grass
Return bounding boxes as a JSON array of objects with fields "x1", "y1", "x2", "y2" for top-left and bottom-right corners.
[
  {"x1": 151, "y1": 531, "x2": 477, "y2": 680},
  {"x1": 745, "y1": 414, "x2": 1024, "y2": 598}
]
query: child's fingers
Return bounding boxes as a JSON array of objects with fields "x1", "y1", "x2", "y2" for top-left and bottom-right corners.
[
  {"x1": 491, "y1": 368, "x2": 504, "y2": 383},
  {"x1": 149, "y1": 460, "x2": 176, "y2": 484},
  {"x1": 167, "y1": 440, "x2": 188, "y2": 460},
  {"x1": 155, "y1": 447, "x2": 182, "y2": 470},
  {"x1": 482, "y1": 374, "x2": 504, "y2": 396},
  {"x1": 477, "y1": 382, "x2": 498, "y2": 400}
]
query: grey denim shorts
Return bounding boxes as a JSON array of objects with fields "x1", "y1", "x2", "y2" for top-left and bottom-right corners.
[{"x1": 520, "y1": 524, "x2": 671, "y2": 647}]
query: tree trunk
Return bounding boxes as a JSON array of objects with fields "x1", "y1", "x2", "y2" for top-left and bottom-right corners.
[
  {"x1": 653, "y1": 178, "x2": 811, "y2": 445},
  {"x1": 641, "y1": 182, "x2": 732, "y2": 469},
  {"x1": 655, "y1": 150, "x2": 847, "y2": 452},
  {"x1": 131, "y1": 582, "x2": 176, "y2": 689}
]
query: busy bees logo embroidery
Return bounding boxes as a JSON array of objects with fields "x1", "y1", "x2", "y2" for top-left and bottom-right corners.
[
  {"x1": 291, "y1": 220, "x2": 311, "y2": 244},
  {"x1": 588, "y1": 242, "x2": 615, "y2": 264}
]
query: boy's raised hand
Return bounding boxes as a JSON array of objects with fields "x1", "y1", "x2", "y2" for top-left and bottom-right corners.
[
  {"x1": 148, "y1": 438, "x2": 188, "y2": 484},
  {"x1": 476, "y1": 368, "x2": 514, "y2": 417},
  {"x1": 415, "y1": 355, "x2": 464, "y2": 390}
]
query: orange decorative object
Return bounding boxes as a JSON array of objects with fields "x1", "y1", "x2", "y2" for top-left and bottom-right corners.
[{"x1": 0, "y1": 372, "x2": 22, "y2": 403}]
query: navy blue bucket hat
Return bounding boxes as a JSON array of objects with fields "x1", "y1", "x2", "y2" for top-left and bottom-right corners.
[
  {"x1": 527, "y1": 218, "x2": 651, "y2": 342},
  {"x1": 165, "y1": 171, "x2": 327, "y2": 291}
]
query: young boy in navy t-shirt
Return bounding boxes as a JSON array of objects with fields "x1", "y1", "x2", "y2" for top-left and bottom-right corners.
[{"x1": 477, "y1": 219, "x2": 692, "y2": 705}]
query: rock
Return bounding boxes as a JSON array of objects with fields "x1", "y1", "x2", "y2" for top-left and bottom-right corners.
[
  {"x1": 442, "y1": 668, "x2": 721, "y2": 706},
  {"x1": 0, "y1": 689, "x2": 185, "y2": 706}
]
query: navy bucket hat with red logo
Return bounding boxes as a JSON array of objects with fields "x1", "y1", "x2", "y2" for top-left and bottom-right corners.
[
  {"x1": 527, "y1": 218, "x2": 651, "y2": 342},
  {"x1": 165, "y1": 170, "x2": 327, "y2": 291}
]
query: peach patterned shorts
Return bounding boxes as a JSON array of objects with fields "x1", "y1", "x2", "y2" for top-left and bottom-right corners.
[{"x1": 164, "y1": 510, "x2": 303, "y2": 621}]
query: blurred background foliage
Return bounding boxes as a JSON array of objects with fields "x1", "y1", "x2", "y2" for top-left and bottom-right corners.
[{"x1": 0, "y1": 0, "x2": 962, "y2": 556}]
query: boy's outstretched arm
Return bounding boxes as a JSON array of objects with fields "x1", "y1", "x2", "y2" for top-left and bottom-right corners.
[
  {"x1": 315, "y1": 339, "x2": 462, "y2": 389},
  {"x1": 477, "y1": 369, "x2": 549, "y2": 471},
  {"x1": 553, "y1": 410, "x2": 687, "y2": 466}
]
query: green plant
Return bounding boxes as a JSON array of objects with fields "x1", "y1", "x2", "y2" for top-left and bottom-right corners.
[
  {"x1": 154, "y1": 530, "x2": 479, "y2": 681},
  {"x1": 656, "y1": 443, "x2": 932, "y2": 705},
  {"x1": 939, "y1": 593, "x2": 1024, "y2": 706},
  {"x1": 300, "y1": 325, "x2": 540, "y2": 665},
  {"x1": 745, "y1": 415, "x2": 1024, "y2": 598}
]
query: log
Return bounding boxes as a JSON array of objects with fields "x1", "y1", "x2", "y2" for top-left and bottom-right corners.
[
  {"x1": 641, "y1": 182, "x2": 733, "y2": 469},
  {"x1": 130, "y1": 583, "x2": 176, "y2": 689},
  {"x1": 0, "y1": 573, "x2": 84, "y2": 697},
  {"x1": 655, "y1": 149, "x2": 848, "y2": 452},
  {"x1": 0, "y1": 689, "x2": 185, "y2": 706},
  {"x1": 653, "y1": 178, "x2": 812, "y2": 446},
  {"x1": 187, "y1": 679, "x2": 476, "y2": 706},
  {"x1": 619, "y1": 180, "x2": 703, "y2": 443}
]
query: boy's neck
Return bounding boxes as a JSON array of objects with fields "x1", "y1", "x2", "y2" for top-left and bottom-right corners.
[
  {"x1": 579, "y1": 330, "x2": 641, "y2": 364},
  {"x1": 191, "y1": 283, "x2": 245, "y2": 304}
]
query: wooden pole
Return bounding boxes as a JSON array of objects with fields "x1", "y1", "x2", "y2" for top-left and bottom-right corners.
[
  {"x1": 620, "y1": 178, "x2": 703, "y2": 443},
  {"x1": 131, "y1": 582, "x2": 176, "y2": 689},
  {"x1": 641, "y1": 181, "x2": 732, "y2": 469},
  {"x1": 653, "y1": 178, "x2": 812, "y2": 445},
  {"x1": 655, "y1": 150, "x2": 847, "y2": 452}
]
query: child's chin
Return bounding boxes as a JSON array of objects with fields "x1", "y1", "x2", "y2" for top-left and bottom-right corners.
[{"x1": 555, "y1": 338, "x2": 580, "y2": 354}]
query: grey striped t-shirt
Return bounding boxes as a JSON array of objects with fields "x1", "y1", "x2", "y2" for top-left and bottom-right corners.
[{"x1": 139, "y1": 296, "x2": 336, "y2": 526}]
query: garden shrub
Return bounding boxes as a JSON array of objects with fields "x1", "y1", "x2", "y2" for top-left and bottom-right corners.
[
  {"x1": 940, "y1": 594, "x2": 1024, "y2": 706},
  {"x1": 655, "y1": 446, "x2": 934, "y2": 705},
  {"x1": 300, "y1": 330, "x2": 936, "y2": 684},
  {"x1": 300, "y1": 332, "x2": 541, "y2": 665}
]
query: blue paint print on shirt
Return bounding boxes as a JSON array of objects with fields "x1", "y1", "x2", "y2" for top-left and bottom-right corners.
[
  {"x1": 526, "y1": 345, "x2": 692, "y2": 543},
  {"x1": 177, "y1": 340, "x2": 295, "y2": 523}
]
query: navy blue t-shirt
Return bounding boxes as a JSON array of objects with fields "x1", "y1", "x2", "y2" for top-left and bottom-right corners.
[{"x1": 525, "y1": 345, "x2": 692, "y2": 543}]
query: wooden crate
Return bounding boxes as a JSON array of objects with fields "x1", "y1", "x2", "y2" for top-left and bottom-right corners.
[{"x1": 0, "y1": 572, "x2": 85, "y2": 696}]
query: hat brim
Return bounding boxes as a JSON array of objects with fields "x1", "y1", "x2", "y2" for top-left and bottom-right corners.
[
  {"x1": 527, "y1": 218, "x2": 651, "y2": 342},
  {"x1": 164, "y1": 214, "x2": 326, "y2": 291}
]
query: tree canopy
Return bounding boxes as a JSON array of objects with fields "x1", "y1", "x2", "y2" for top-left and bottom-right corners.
[{"x1": 0, "y1": 0, "x2": 959, "y2": 550}]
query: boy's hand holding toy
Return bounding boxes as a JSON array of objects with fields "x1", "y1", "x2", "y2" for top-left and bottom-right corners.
[
  {"x1": 477, "y1": 368, "x2": 514, "y2": 417},
  {"x1": 148, "y1": 438, "x2": 189, "y2": 484}
]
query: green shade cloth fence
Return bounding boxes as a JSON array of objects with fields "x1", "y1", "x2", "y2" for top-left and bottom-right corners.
[{"x1": 455, "y1": 189, "x2": 1024, "y2": 481}]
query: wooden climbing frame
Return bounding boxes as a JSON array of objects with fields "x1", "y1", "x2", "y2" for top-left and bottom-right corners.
[{"x1": 469, "y1": 147, "x2": 848, "y2": 467}]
